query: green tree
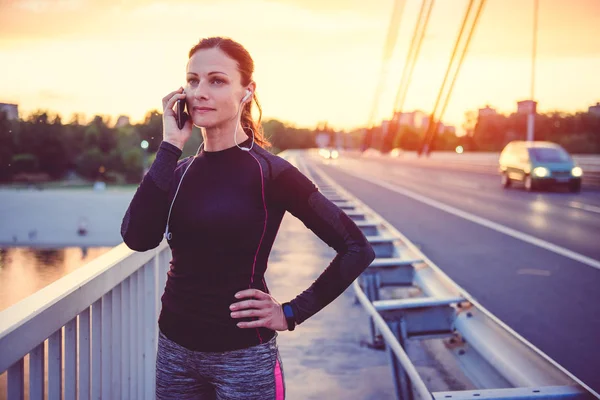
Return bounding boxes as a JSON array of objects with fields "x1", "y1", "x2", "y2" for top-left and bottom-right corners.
[
  {"x1": 395, "y1": 126, "x2": 422, "y2": 151},
  {"x1": 0, "y1": 111, "x2": 15, "y2": 181},
  {"x1": 137, "y1": 110, "x2": 163, "y2": 153},
  {"x1": 473, "y1": 113, "x2": 509, "y2": 151},
  {"x1": 121, "y1": 148, "x2": 144, "y2": 182},
  {"x1": 264, "y1": 119, "x2": 315, "y2": 150},
  {"x1": 75, "y1": 147, "x2": 104, "y2": 180},
  {"x1": 89, "y1": 115, "x2": 117, "y2": 154},
  {"x1": 38, "y1": 114, "x2": 68, "y2": 178},
  {"x1": 63, "y1": 114, "x2": 87, "y2": 170},
  {"x1": 434, "y1": 128, "x2": 461, "y2": 151},
  {"x1": 14, "y1": 111, "x2": 68, "y2": 178},
  {"x1": 11, "y1": 153, "x2": 39, "y2": 174}
]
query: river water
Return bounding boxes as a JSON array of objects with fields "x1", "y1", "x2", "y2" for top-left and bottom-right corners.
[
  {"x1": 0, "y1": 246, "x2": 113, "y2": 312},
  {"x1": 0, "y1": 246, "x2": 114, "y2": 399}
]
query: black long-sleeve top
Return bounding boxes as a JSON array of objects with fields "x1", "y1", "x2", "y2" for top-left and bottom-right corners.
[{"x1": 120, "y1": 138, "x2": 375, "y2": 352}]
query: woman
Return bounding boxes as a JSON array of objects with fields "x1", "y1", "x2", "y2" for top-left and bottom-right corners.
[{"x1": 120, "y1": 36, "x2": 375, "y2": 400}]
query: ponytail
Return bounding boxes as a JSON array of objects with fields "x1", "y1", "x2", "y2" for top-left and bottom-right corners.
[{"x1": 240, "y1": 95, "x2": 270, "y2": 147}]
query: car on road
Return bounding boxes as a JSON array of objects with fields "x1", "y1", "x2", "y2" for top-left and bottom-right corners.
[
  {"x1": 319, "y1": 147, "x2": 339, "y2": 159},
  {"x1": 499, "y1": 141, "x2": 582, "y2": 192}
]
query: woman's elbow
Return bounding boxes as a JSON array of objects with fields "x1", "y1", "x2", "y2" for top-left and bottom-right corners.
[
  {"x1": 359, "y1": 242, "x2": 376, "y2": 272},
  {"x1": 339, "y1": 243, "x2": 376, "y2": 283},
  {"x1": 121, "y1": 231, "x2": 160, "y2": 252}
]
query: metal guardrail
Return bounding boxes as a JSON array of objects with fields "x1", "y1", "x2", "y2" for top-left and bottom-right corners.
[{"x1": 289, "y1": 151, "x2": 599, "y2": 400}]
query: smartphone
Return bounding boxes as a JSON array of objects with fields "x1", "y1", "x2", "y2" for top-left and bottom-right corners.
[{"x1": 175, "y1": 98, "x2": 189, "y2": 129}]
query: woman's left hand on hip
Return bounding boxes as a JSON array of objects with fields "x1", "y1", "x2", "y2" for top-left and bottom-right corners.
[{"x1": 230, "y1": 289, "x2": 288, "y2": 331}]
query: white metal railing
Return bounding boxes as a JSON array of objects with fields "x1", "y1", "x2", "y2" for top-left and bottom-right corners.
[
  {"x1": 294, "y1": 152, "x2": 599, "y2": 400},
  {"x1": 0, "y1": 241, "x2": 171, "y2": 400}
]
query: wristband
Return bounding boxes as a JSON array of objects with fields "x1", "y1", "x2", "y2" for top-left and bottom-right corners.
[{"x1": 281, "y1": 302, "x2": 296, "y2": 331}]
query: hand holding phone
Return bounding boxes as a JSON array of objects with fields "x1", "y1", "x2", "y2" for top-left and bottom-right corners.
[
  {"x1": 162, "y1": 88, "x2": 192, "y2": 150},
  {"x1": 175, "y1": 98, "x2": 189, "y2": 130}
]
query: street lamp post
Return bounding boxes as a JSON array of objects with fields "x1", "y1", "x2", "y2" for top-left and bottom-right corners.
[
  {"x1": 527, "y1": 0, "x2": 539, "y2": 142},
  {"x1": 140, "y1": 140, "x2": 149, "y2": 174}
]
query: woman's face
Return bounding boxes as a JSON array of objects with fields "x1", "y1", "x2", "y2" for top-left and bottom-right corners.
[{"x1": 185, "y1": 48, "x2": 249, "y2": 129}]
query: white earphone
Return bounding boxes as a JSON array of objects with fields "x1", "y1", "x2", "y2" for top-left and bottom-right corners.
[
  {"x1": 235, "y1": 88, "x2": 254, "y2": 152},
  {"x1": 164, "y1": 87, "x2": 255, "y2": 240},
  {"x1": 242, "y1": 89, "x2": 252, "y2": 102}
]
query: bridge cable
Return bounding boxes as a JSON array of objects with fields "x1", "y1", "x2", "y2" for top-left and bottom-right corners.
[
  {"x1": 367, "y1": 0, "x2": 407, "y2": 129},
  {"x1": 421, "y1": 0, "x2": 487, "y2": 155},
  {"x1": 378, "y1": 0, "x2": 435, "y2": 152}
]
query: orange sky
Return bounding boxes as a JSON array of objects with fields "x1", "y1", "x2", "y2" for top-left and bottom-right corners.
[{"x1": 0, "y1": 0, "x2": 599, "y2": 132}]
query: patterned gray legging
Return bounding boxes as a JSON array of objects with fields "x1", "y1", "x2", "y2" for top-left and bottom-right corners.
[{"x1": 155, "y1": 329, "x2": 285, "y2": 400}]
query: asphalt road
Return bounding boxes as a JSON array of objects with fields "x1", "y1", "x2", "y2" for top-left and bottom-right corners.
[{"x1": 309, "y1": 153, "x2": 600, "y2": 395}]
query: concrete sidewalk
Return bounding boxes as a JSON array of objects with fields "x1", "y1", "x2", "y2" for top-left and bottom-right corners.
[{"x1": 267, "y1": 213, "x2": 395, "y2": 399}]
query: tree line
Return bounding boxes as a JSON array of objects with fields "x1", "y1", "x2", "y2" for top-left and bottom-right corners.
[
  {"x1": 0, "y1": 110, "x2": 327, "y2": 184},
  {"x1": 2, "y1": 106, "x2": 597, "y2": 184},
  {"x1": 466, "y1": 109, "x2": 600, "y2": 153},
  {"x1": 365, "y1": 108, "x2": 600, "y2": 154}
]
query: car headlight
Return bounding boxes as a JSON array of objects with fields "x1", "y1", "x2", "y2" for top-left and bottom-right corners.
[
  {"x1": 331, "y1": 150, "x2": 339, "y2": 159},
  {"x1": 532, "y1": 167, "x2": 550, "y2": 177},
  {"x1": 571, "y1": 167, "x2": 583, "y2": 177}
]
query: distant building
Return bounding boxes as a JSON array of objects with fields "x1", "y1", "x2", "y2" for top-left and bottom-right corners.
[
  {"x1": 420, "y1": 115, "x2": 451, "y2": 134},
  {"x1": 517, "y1": 100, "x2": 537, "y2": 114},
  {"x1": 393, "y1": 110, "x2": 428, "y2": 129},
  {"x1": 388, "y1": 110, "x2": 454, "y2": 136},
  {"x1": 394, "y1": 111, "x2": 413, "y2": 127},
  {"x1": 420, "y1": 114, "x2": 430, "y2": 130},
  {"x1": 380, "y1": 119, "x2": 390, "y2": 135},
  {"x1": 478, "y1": 105, "x2": 497, "y2": 118},
  {"x1": 588, "y1": 102, "x2": 600, "y2": 117},
  {"x1": 474, "y1": 104, "x2": 507, "y2": 143},
  {"x1": 115, "y1": 115, "x2": 130, "y2": 128},
  {"x1": 0, "y1": 103, "x2": 18, "y2": 120},
  {"x1": 433, "y1": 121, "x2": 444, "y2": 133},
  {"x1": 427, "y1": 121, "x2": 455, "y2": 135}
]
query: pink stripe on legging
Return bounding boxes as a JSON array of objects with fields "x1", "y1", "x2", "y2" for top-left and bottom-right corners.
[{"x1": 274, "y1": 358, "x2": 284, "y2": 399}]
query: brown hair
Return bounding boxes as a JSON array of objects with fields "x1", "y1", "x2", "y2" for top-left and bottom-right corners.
[{"x1": 188, "y1": 37, "x2": 270, "y2": 147}]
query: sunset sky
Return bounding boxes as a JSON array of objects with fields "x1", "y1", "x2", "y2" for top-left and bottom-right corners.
[{"x1": 1, "y1": 0, "x2": 599, "y2": 133}]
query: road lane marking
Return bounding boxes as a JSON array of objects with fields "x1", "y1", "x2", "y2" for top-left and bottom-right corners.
[
  {"x1": 517, "y1": 269, "x2": 552, "y2": 277},
  {"x1": 335, "y1": 164, "x2": 600, "y2": 272},
  {"x1": 568, "y1": 201, "x2": 600, "y2": 214}
]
